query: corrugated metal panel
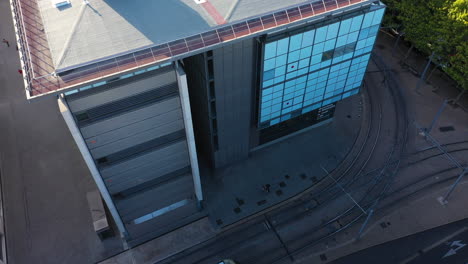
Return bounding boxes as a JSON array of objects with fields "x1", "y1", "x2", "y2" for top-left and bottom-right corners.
[
  {"x1": 80, "y1": 97, "x2": 181, "y2": 139},
  {"x1": 212, "y1": 39, "x2": 256, "y2": 167},
  {"x1": 74, "y1": 83, "x2": 179, "y2": 127},
  {"x1": 65, "y1": 66, "x2": 195, "y2": 224}
]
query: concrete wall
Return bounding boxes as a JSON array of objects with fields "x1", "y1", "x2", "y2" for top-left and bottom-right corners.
[{"x1": 212, "y1": 38, "x2": 257, "y2": 168}]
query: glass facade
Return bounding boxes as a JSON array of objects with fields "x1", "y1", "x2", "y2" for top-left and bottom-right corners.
[{"x1": 259, "y1": 7, "x2": 385, "y2": 128}]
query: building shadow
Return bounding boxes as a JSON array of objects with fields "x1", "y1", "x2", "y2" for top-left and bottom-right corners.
[{"x1": 103, "y1": 0, "x2": 212, "y2": 44}]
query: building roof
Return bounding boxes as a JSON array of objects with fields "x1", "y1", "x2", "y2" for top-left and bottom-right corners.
[{"x1": 10, "y1": 0, "x2": 374, "y2": 99}]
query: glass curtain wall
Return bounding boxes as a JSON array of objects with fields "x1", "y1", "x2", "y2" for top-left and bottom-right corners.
[{"x1": 259, "y1": 6, "x2": 385, "y2": 128}]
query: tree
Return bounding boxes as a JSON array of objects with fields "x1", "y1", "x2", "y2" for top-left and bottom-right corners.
[{"x1": 382, "y1": 0, "x2": 468, "y2": 91}]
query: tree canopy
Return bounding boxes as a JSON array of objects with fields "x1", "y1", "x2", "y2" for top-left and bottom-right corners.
[{"x1": 382, "y1": 0, "x2": 468, "y2": 90}]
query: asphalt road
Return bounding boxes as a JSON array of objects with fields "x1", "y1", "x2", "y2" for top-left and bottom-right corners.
[{"x1": 331, "y1": 218, "x2": 468, "y2": 264}]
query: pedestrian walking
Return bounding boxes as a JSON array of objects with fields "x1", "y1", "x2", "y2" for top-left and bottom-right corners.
[{"x1": 2, "y1": 39, "x2": 10, "y2": 47}]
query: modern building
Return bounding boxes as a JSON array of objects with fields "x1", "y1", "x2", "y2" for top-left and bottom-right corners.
[{"x1": 9, "y1": 0, "x2": 385, "y2": 245}]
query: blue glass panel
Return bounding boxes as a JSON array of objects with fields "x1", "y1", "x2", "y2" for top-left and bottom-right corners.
[
  {"x1": 263, "y1": 79, "x2": 274, "y2": 88},
  {"x1": 309, "y1": 63, "x2": 321, "y2": 72},
  {"x1": 271, "y1": 118, "x2": 280, "y2": 125},
  {"x1": 326, "y1": 22, "x2": 340, "y2": 40},
  {"x1": 300, "y1": 47, "x2": 312, "y2": 59},
  {"x1": 264, "y1": 41, "x2": 277, "y2": 59},
  {"x1": 284, "y1": 92, "x2": 294, "y2": 100},
  {"x1": 296, "y1": 82, "x2": 306, "y2": 91},
  {"x1": 308, "y1": 71, "x2": 319, "y2": 79},
  {"x1": 336, "y1": 35, "x2": 347, "y2": 47},
  {"x1": 260, "y1": 114, "x2": 270, "y2": 122},
  {"x1": 283, "y1": 100, "x2": 293, "y2": 109},
  {"x1": 302, "y1": 30, "x2": 315, "y2": 47},
  {"x1": 311, "y1": 54, "x2": 322, "y2": 65},
  {"x1": 330, "y1": 95, "x2": 342, "y2": 103},
  {"x1": 319, "y1": 68, "x2": 329, "y2": 76},
  {"x1": 297, "y1": 68, "x2": 308, "y2": 76},
  {"x1": 361, "y1": 54, "x2": 371, "y2": 62},
  {"x1": 264, "y1": 58, "x2": 275, "y2": 71},
  {"x1": 368, "y1": 25, "x2": 380, "y2": 37},
  {"x1": 320, "y1": 60, "x2": 332, "y2": 68},
  {"x1": 332, "y1": 56, "x2": 343, "y2": 64},
  {"x1": 277, "y1": 38, "x2": 290, "y2": 55},
  {"x1": 362, "y1": 11, "x2": 375, "y2": 28},
  {"x1": 275, "y1": 54, "x2": 287, "y2": 66},
  {"x1": 272, "y1": 103, "x2": 282, "y2": 112},
  {"x1": 272, "y1": 111, "x2": 281, "y2": 118},
  {"x1": 338, "y1": 67, "x2": 348, "y2": 75},
  {"x1": 272, "y1": 95, "x2": 282, "y2": 104},
  {"x1": 286, "y1": 63, "x2": 298, "y2": 74},
  {"x1": 317, "y1": 81, "x2": 327, "y2": 88},
  {"x1": 262, "y1": 107, "x2": 272, "y2": 115},
  {"x1": 372, "y1": 8, "x2": 385, "y2": 25},
  {"x1": 350, "y1": 15, "x2": 363, "y2": 32},
  {"x1": 293, "y1": 96, "x2": 304, "y2": 105},
  {"x1": 363, "y1": 46, "x2": 373, "y2": 53},
  {"x1": 366, "y1": 36, "x2": 377, "y2": 47},
  {"x1": 274, "y1": 75, "x2": 285, "y2": 84},
  {"x1": 289, "y1": 34, "x2": 303, "y2": 51},
  {"x1": 263, "y1": 87, "x2": 273, "y2": 95},
  {"x1": 354, "y1": 49, "x2": 364, "y2": 56},
  {"x1": 336, "y1": 80, "x2": 346, "y2": 88},
  {"x1": 285, "y1": 79, "x2": 296, "y2": 88},
  {"x1": 359, "y1": 28, "x2": 370, "y2": 40},
  {"x1": 273, "y1": 84, "x2": 284, "y2": 92},
  {"x1": 262, "y1": 100, "x2": 272, "y2": 108},
  {"x1": 314, "y1": 88, "x2": 324, "y2": 96},
  {"x1": 314, "y1": 26, "x2": 327, "y2": 44},
  {"x1": 288, "y1": 50, "x2": 300, "y2": 63},
  {"x1": 292, "y1": 104, "x2": 302, "y2": 110},
  {"x1": 275, "y1": 66, "x2": 286, "y2": 77},
  {"x1": 339, "y1": 18, "x2": 352, "y2": 36},
  {"x1": 329, "y1": 71, "x2": 339, "y2": 79},
  {"x1": 263, "y1": 69, "x2": 275, "y2": 80},
  {"x1": 294, "y1": 88, "x2": 305, "y2": 96},
  {"x1": 342, "y1": 91, "x2": 352, "y2": 99},
  {"x1": 356, "y1": 39, "x2": 366, "y2": 50},
  {"x1": 262, "y1": 95, "x2": 272, "y2": 103},
  {"x1": 304, "y1": 92, "x2": 314, "y2": 101},
  {"x1": 343, "y1": 52, "x2": 353, "y2": 61},
  {"x1": 281, "y1": 114, "x2": 291, "y2": 121},
  {"x1": 286, "y1": 71, "x2": 298, "y2": 80},
  {"x1": 341, "y1": 60, "x2": 351, "y2": 68},
  {"x1": 312, "y1": 42, "x2": 325, "y2": 55},
  {"x1": 324, "y1": 39, "x2": 336, "y2": 50},
  {"x1": 352, "y1": 82, "x2": 361, "y2": 89},
  {"x1": 338, "y1": 74, "x2": 347, "y2": 82},
  {"x1": 347, "y1": 31, "x2": 359, "y2": 43},
  {"x1": 296, "y1": 75, "x2": 307, "y2": 84}
]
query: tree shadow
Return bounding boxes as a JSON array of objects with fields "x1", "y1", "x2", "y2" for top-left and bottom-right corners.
[{"x1": 103, "y1": 0, "x2": 212, "y2": 44}]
